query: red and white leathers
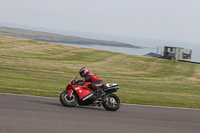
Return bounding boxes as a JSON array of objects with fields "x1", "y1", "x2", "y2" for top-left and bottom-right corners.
[
  {"x1": 79, "y1": 67, "x2": 104, "y2": 90},
  {"x1": 85, "y1": 71, "x2": 104, "y2": 88}
]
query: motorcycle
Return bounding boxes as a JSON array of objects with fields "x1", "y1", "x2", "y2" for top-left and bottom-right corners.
[{"x1": 60, "y1": 77, "x2": 121, "y2": 111}]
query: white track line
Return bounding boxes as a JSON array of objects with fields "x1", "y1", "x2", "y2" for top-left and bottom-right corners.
[
  {"x1": 122, "y1": 103, "x2": 200, "y2": 111},
  {"x1": 1, "y1": 93, "x2": 200, "y2": 111},
  {"x1": 0, "y1": 93, "x2": 58, "y2": 100}
]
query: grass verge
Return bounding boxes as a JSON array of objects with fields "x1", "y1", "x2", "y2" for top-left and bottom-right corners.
[{"x1": 0, "y1": 35, "x2": 200, "y2": 108}]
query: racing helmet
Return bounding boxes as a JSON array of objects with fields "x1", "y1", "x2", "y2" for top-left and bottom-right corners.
[{"x1": 79, "y1": 67, "x2": 89, "y2": 77}]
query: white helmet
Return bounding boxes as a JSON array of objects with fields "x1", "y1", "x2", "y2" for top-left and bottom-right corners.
[{"x1": 79, "y1": 67, "x2": 88, "y2": 77}]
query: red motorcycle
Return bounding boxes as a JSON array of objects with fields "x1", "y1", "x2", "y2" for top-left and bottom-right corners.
[{"x1": 60, "y1": 77, "x2": 121, "y2": 111}]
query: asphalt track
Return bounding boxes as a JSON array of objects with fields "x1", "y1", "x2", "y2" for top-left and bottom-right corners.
[{"x1": 0, "y1": 93, "x2": 199, "y2": 133}]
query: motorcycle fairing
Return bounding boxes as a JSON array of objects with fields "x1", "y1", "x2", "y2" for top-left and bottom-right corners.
[
  {"x1": 80, "y1": 82, "x2": 91, "y2": 87},
  {"x1": 78, "y1": 92, "x2": 96, "y2": 105},
  {"x1": 66, "y1": 85, "x2": 93, "y2": 100}
]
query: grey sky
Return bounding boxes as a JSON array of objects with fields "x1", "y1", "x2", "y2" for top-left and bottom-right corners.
[{"x1": 0, "y1": 0, "x2": 200, "y2": 43}]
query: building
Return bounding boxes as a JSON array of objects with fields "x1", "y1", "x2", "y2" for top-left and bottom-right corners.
[{"x1": 157, "y1": 46, "x2": 192, "y2": 61}]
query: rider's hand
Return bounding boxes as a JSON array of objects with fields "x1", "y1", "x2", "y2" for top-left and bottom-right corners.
[{"x1": 77, "y1": 80, "x2": 82, "y2": 83}]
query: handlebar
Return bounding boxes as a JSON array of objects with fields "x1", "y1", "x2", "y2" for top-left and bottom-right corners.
[{"x1": 71, "y1": 80, "x2": 78, "y2": 85}]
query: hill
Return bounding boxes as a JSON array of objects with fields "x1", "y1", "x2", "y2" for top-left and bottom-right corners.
[
  {"x1": 0, "y1": 27, "x2": 140, "y2": 48},
  {"x1": 0, "y1": 35, "x2": 199, "y2": 108}
]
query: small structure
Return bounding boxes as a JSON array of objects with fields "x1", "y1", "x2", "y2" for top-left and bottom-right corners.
[
  {"x1": 144, "y1": 52, "x2": 162, "y2": 58},
  {"x1": 157, "y1": 46, "x2": 192, "y2": 61}
]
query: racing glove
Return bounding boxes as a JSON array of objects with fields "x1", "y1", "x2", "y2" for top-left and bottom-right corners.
[{"x1": 77, "y1": 79, "x2": 85, "y2": 83}]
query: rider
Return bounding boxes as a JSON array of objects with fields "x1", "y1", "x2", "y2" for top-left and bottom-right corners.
[{"x1": 78, "y1": 67, "x2": 105, "y2": 97}]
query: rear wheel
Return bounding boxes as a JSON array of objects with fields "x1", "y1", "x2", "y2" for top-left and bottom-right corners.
[
  {"x1": 102, "y1": 94, "x2": 121, "y2": 111},
  {"x1": 60, "y1": 91, "x2": 78, "y2": 107}
]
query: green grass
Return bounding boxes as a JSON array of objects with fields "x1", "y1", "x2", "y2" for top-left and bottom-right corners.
[{"x1": 0, "y1": 35, "x2": 200, "y2": 108}]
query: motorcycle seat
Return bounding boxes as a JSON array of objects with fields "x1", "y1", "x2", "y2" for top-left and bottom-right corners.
[
  {"x1": 105, "y1": 83, "x2": 118, "y2": 87},
  {"x1": 100, "y1": 83, "x2": 118, "y2": 90}
]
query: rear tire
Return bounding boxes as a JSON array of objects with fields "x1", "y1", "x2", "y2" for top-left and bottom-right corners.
[
  {"x1": 60, "y1": 91, "x2": 78, "y2": 107},
  {"x1": 102, "y1": 94, "x2": 121, "y2": 111}
]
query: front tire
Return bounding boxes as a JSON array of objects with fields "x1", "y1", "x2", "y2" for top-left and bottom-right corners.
[
  {"x1": 60, "y1": 91, "x2": 78, "y2": 107},
  {"x1": 102, "y1": 94, "x2": 121, "y2": 111}
]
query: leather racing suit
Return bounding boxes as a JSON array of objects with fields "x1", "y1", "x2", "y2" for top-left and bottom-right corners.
[{"x1": 78, "y1": 71, "x2": 104, "y2": 96}]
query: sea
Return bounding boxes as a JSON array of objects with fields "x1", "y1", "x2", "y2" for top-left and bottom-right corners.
[{"x1": 62, "y1": 36, "x2": 200, "y2": 63}]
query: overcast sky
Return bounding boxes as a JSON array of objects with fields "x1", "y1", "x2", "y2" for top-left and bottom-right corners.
[{"x1": 0, "y1": 0, "x2": 200, "y2": 43}]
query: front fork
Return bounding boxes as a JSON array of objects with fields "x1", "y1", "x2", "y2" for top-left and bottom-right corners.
[
  {"x1": 69, "y1": 90, "x2": 74, "y2": 98},
  {"x1": 66, "y1": 89, "x2": 74, "y2": 98}
]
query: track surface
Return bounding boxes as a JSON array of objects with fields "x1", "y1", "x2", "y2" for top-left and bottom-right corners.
[{"x1": 0, "y1": 93, "x2": 199, "y2": 133}]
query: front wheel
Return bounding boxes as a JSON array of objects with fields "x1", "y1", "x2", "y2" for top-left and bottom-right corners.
[
  {"x1": 60, "y1": 91, "x2": 78, "y2": 107},
  {"x1": 102, "y1": 94, "x2": 121, "y2": 111}
]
